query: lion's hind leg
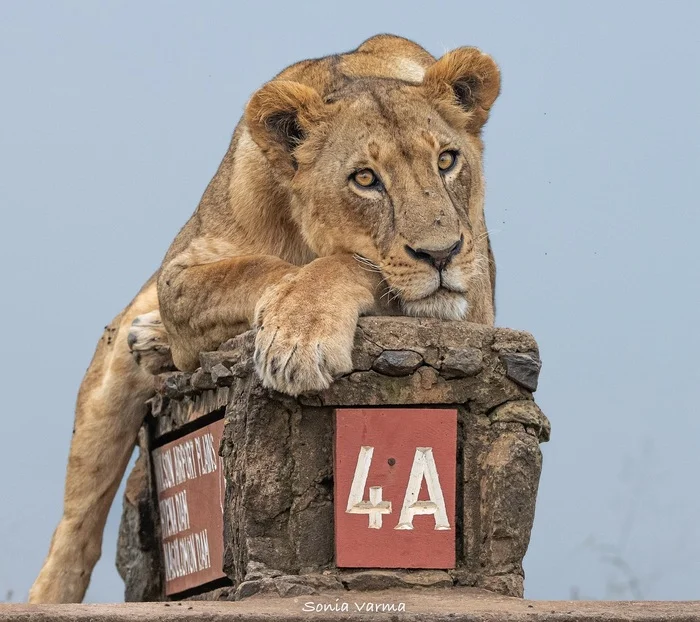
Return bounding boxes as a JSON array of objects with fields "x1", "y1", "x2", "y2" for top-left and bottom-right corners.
[{"x1": 29, "y1": 286, "x2": 160, "y2": 603}]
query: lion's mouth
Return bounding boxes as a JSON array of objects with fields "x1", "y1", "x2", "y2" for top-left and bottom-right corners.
[
  {"x1": 398, "y1": 287, "x2": 468, "y2": 321},
  {"x1": 416, "y1": 284, "x2": 466, "y2": 299},
  {"x1": 353, "y1": 254, "x2": 468, "y2": 319},
  {"x1": 398, "y1": 280, "x2": 467, "y2": 306}
]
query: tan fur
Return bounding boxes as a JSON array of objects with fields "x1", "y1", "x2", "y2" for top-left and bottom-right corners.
[{"x1": 30, "y1": 35, "x2": 500, "y2": 603}]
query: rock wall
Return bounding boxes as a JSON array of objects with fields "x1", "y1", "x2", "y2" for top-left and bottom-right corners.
[{"x1": 117, "y1": 317, "x2": 550, "y2": 601}]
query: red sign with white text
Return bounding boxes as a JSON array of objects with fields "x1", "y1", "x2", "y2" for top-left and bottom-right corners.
[
  {"x1": 335, "y1": 408, "x2": 457, "y2": 568},
  {"x1": 152, "y1": 419, "x2": 226, "y2": 595}
]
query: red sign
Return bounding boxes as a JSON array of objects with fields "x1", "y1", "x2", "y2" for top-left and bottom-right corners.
[
  {"x1": 335, "y1": 408, "x2": 457, "y2": 568},
  {"x1": 152, "y1": 419, "x2": 226, "y2": 595}
]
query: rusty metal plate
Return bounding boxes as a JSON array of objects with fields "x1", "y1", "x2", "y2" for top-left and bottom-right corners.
[
  {"x1": 152, "y1": 418, "x2": 226, "y2": 595},
  {"x1": 335, "y1": 408, "x2": 457, "y2": 569}
]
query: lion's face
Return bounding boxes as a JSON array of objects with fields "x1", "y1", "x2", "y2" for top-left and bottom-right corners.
[
  {"x1": 246, "y1": 47, "x2": 500, "y2": 320},
  {"x1": 292, "y1": 82, "x2": 485, "y2": 319}
]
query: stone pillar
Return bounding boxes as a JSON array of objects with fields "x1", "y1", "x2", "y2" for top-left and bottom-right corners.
[{"x1": 117, "y1": 317, "x2": 549, "y2": 601}]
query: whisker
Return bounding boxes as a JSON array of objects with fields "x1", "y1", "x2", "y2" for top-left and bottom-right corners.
[
  {"x1": 353, "y1": 254, "x2": 382, "y2": 273},
  {"x1": 381, "y1": 284, "x2": 402, "y2": 304},
  {"x1": 476, "y1": 228, "x2": 501, "y2": 242}
]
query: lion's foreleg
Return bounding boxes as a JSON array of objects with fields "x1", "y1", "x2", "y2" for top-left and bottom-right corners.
[
  {"x1": 159, "y1": 253, "x2": 382, "y2": 394},
  {"x1": 158, "y1": 254, "x2": 302, "y2": 371},
  {"x1": 29, "y1": 287, "x2": 159, "y2": 603}
]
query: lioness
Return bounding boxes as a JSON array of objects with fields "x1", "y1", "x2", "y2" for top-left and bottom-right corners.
[{"x1": 29, "y1": 34, "x2": 500, "y2": 603}]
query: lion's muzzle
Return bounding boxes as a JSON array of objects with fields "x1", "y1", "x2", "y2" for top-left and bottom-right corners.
[{"x1": 404, "y1": 235, "x2": 464, "y2": 272}]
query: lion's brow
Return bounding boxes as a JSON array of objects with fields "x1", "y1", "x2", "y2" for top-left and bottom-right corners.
[{"x1": 323, "y1": 76, "x2": 412, "y2": 102}]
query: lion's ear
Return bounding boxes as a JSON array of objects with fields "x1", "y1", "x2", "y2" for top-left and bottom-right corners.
[
  {"x1": 245, "y1": 80, "x2": 326, "y2": 174},
  {"x1": 423, "y1": 47, "x2": 501, "y2": 133}
]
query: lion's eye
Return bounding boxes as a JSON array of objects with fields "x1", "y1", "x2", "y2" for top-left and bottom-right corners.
[
  {"x1": 438, "y1": 150, "x2": 458, "y2": 172},
  {"x1": 353, "y1": 169, "x2": 379, "y2": 188}
]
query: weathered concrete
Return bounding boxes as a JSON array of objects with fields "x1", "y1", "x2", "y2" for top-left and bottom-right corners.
[
  {"x1": 4, "y1": 589, "x2": 700, "y2": 621},
  {"x1": 118, "y1": 317, "x2": 550, "y2": 601}
]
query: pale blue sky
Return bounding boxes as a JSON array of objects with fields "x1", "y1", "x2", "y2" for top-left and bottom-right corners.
[{"x1": 1, "y1": 0, "x2": 699, "y2": 602}]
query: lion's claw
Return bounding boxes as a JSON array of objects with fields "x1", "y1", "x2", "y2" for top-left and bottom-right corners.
[{"x1": 254, "y1": 325, "x2": 350, "y2": 395}]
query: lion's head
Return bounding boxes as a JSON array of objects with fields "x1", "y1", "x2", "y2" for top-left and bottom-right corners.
[{"x1": 245, "y1": 46, "x2": 500, "y2": 322}]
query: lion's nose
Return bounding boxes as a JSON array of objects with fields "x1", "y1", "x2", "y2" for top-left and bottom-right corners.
[{"x1": 405, "y1": 235, "x2": 464, "y2": 271}]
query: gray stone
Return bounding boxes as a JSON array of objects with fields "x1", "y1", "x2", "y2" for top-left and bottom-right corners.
[
  {"x1": 451, "y1": 569, "x2": 478, "y2": 587},
  {"x1": 490, "y1": 400, "x2": 550, "y2": 442},
  {"x1": 478, "y1": 574, "x2": 524, "y2": 598},
  {"x1": 341, "y1": 570, "x2": 407, "y2": 591},
  {"x1": 156, "y1": 372, "x2": 193, "y2": 398},
  {"x1": 340, "y1": 569, "x2": 453, "y2": 590},
  {"x1": 200, "y1": 350, "x2": 248, "y2": 375},
  {"x1": 402, "y1": 570, "x2": 454, "y2": 588},
  {"x1": 441, "y1": 347, "x2": 483, "y2": 379},
  {"x1": 146, "y1": 394, "x2": 168, "y2": 418},
  {"x1": 218, "y1": 331, "x2": 254, "y2": 353},
  {"x1": 297, "y1": 574, "x2": 345, "y2": 591},
  {"x1": 500, "y1": 352, "x2": 542, "y2": 392},
  {"x1": 351, "y1": 327, "x2": 383, "y2": 370},
  {"x1": 210, "y1": 363, "x2": 233, "y2": 384},
  {"x1": 234, "y1": 579, "x2": 266, "y2": 600},
  {"x1": 372, "y1": 349, "x2": 423, "y2": 376},
  {"x1": 244, "y1": 561, "x2": 283, "y2": 581},
  {"x1": 479, "y1": 430, "x2": 542, "y2": 597},
  {"x1": 272, "y1": 574, "x2": 344, "y2": 594},
  {"x1": 274, "y1": 580, "x2": 315, "y2": 598},
  {"x1": 491, "y1": 328, "x2": 540, "y2": 354},
  {"x1": 190, "y1": 368, "x2": 216, "y2": 390}
]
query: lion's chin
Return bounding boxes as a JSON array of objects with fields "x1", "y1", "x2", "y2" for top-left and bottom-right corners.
[{"x1": 401, "y1": 289, "x2": 468, "y2": 321}]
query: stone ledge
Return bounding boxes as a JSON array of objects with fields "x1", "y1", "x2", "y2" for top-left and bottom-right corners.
[{"x1": 3, "y1": 589, "x2": 698, "y2": 621}]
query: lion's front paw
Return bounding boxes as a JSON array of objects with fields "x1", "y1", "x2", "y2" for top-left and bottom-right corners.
[
  {"x1": 254, "y1": 326, "x2": 352, "y2": 395},
  {"x1": 128, "y1": 310, "x2": 175, "y2": 374},
  {"x1": 253, "y1": 282, "x2": 358, "y2": 396}
]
